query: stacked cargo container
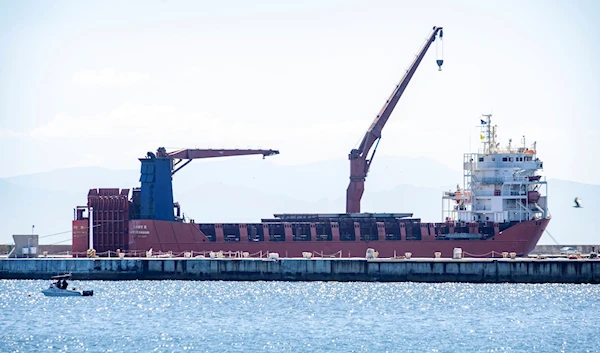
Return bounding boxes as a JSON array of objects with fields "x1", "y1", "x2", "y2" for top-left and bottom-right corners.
[{"x1": 72, "y1": 189, "x2": 130, "y2": 254}]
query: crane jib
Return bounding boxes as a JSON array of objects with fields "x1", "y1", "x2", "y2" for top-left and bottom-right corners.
[{"x1": 346, "y1": 26, "x2": 444, "y2": 214}]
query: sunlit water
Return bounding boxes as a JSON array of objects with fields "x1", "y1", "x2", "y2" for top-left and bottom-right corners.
[{"x1": 0, "y1": 281, "x2": 598, "y2": 352}]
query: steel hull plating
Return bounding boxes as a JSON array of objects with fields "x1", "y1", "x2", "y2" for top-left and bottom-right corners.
[{"x1": 127, "y1": 218, "x2": 549, "y2": 258}]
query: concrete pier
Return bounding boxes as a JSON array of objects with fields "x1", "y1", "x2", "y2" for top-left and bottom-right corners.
[{"x1": 1, "y1": 258, "x2": 600, "y2": 283}]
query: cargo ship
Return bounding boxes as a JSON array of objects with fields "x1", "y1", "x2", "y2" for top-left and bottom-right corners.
[
  {"x1": 72, "y1": 114, "x2": 549, "y2": 258},
  {"x1": 71, "y1": 27, "x2": 550, "y2": 258}
]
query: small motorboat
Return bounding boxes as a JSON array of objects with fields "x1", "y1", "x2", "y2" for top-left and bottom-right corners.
[{"x1": 41, "y1": 273, "x2": 93, "y2": 297}]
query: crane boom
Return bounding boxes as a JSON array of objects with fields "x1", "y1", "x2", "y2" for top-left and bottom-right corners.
[
  {"x1": 346, "y1": 26, "x2": 444, "y2": 213},
  {"x1": 153, "y1": 147, "x2": 279, "y2": 175},
  {"x1": 139, "y1": 146, "x2": 279, "y2": 221},
  {"x1": 160, "y1": 148, "x2": 279, "y2": 160}
]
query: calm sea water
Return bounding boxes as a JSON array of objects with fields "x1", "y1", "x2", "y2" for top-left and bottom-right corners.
[{"x1": 0, "y1": 280, "x2": 598, "y2": 352}]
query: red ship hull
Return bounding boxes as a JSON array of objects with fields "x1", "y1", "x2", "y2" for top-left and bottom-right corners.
[
  {"x1": 72, "y1": 190, "x2": 549, "y2": 259},
  {"x1": 123, "y1": 218, "x2": 549, "y2": 258}
]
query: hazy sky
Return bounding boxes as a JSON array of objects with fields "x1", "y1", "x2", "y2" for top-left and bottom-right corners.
[{"x1": 1, "y1": 0, "x2": 599, "y2": 184}]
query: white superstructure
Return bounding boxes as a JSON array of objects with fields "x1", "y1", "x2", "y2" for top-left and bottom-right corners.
[{"x1": 443, "y1": 114, "x2": 548, "y2": 224}]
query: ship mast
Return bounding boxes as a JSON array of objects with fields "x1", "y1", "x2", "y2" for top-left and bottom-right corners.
[{"x1": 480, "y1": 113, "x2": 497, "y2": 154}]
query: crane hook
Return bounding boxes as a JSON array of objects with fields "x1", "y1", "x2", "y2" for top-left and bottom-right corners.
[{"x1": 436, "y1": 29, "x2": 444, "y2": 71}]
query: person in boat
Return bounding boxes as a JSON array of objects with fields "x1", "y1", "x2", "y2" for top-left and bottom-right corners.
[
  {"x1": 62, "y1": 279, "x2": 68, "y2": 289},
  {"x1": 54, "y1": 279, "x2": 62, "y2": 288}
]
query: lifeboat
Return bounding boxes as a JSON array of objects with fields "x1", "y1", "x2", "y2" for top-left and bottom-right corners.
[
  {"x1": 453, "y1": 190, "x2": 471, "y2": 204},
  {"x1": 528, "y1": 191, "x2": 541, "y2": 203}
]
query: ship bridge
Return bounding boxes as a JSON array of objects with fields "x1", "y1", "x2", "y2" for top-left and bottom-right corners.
[{"x1": 442, "y1": 114, "x2": 548, "y2": 224}]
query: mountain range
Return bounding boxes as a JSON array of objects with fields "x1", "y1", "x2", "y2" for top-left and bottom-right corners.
[{"x1": 0, "y1": 156, "x2": 597, "y2": 245}]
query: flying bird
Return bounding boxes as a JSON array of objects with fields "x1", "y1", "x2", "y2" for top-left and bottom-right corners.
[{"x1": 573, "y1": 197, "x2": 583, "y2": 208}]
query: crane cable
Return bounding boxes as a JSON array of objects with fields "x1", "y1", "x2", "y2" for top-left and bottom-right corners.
[
  {"x1": 28, "y1": 219, "x2": 128, "y2": 246},
  {"x1": 544, "y1": 229, "x2": 561, "y2": 246},
  {"x1": 37, "y1": 219, "x2": 126, "y2": 239},
  {"x1": 47, "y1": 238, "x2": 72, "y2": 245}
]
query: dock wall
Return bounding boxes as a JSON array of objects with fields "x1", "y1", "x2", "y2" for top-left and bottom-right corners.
[
  {"x1": 1, "y1": 258, "x2": 599, "y2": 283},
  {"x1": 531, "y1": 245, "x2": 600, "y2": 254}
]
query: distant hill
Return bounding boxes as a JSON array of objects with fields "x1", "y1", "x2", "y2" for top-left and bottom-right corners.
[
  {"x1": 4, "y1": 167, "x2": 138, "y2": 193},
  {"x1": 0, "y1": 156, "x2": 597, "y2": 245},
  {"x1": 170, "y1": 155, "x2": 461, "y2": 201},
  {"x1": 0, "y1": 179, "x2": 79, "y2": 244},
  {"x1": 173, "y1": 182, "x2": 449, "y2": 224},
  {"x1": 3, "y1": 156, "x2": 459, "y2": 200}
]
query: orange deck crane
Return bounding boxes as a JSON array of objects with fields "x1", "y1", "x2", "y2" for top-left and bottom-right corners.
[{"x1": 346, "y1": 26, "x2": 444, "y2": 213}]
